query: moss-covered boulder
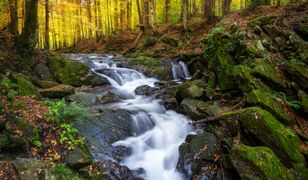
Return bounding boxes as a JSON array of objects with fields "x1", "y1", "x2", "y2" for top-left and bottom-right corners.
[
  {"x1": 128, "y1": 56, "x2": 161, "y2": 68},
  {"x1": 298, "y1": 90, "x2": 308, "y2": 113},
  {"x1": 3, "y1": 72, "x2": 39, "y2": 97},
  {"x1": 231, "y1": 145, "x2": 293, "y2": 180},
  {"x1": 202, "y1": 28, "x2": 236, "y2": 90},
  {"x1": 33, "y1": 63, "x2": 54, "y2": 81},
  {"x1": 180, "y1": 99, "x2": 225, "y2": 120},
  {"x1": 66, "y1": 147, "x2": 93, "y2": 169},
  {"x1": 39, "y1": 84, "x2": 75, "y2": 99},
  {"x1": 238, "y1": 107, "x2": 305, "y2": 164},
  {"x1": 48, "y1": 56, "x2": 89, "y2": 87},
  {"x1": 286, "y1": 59, "x2": 308, "y2": 91},
  {"x1": 233, "y1": 65, "x2": 293, "y2": 124}
]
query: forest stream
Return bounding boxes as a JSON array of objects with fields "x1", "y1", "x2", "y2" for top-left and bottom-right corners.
[{"x1": 70, "y1": 53, "x2": 194, "y2": 180}]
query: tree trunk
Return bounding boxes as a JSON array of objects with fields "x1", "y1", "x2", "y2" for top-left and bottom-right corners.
[
  {"x1": 182, "y1": 0, "x2": 188, "y2": 29},
  {"x1": 9, "y1": 0, "x2": 18, "y2": 36},
  {"x1": 143, "y1": 0, "x2": 151, "y2": 30},
  {"x1": 164, "y1": 0, "x2": 170, "y2": 23},
  {"x1": 223, "y1": 0, "x2": 232, "y2": 16},
  {"x1": 86, "y1": 0, "x2": 92, "y2": 38},
  {"x1": 16, "y1": 0, "x2": 39, "y2": 56},
  {"x1": 136, "y1": 0, "x2": 143, "y2": 25},
  {"x1": 114, "y1": 0, "x2": 119, "y2": 31},
  {"x1": 45, "y1": 0, "x2": 49, "y2": 50}
]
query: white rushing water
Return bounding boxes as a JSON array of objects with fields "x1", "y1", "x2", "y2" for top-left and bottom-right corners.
[
  {"x1": 171, "y1": 61, "x2": 191, "y2": 81},
  {"x1": 73, "y1": 54, "x2": 193, "y2": 180}
]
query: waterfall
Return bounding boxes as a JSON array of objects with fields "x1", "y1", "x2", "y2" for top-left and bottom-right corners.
[
  {"x1": 171, "y1": 61, "x2": 191, "y2": 81},
  {"x1": 75, "y1": 54, "x2": 193, "y2": 180}
]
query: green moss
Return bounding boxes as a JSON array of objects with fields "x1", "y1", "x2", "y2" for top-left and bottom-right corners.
[
  {"x1": 244, "y1": 89, "x2": 293, "y2": 124},
  {"x1": 286, "y1": 59, "x2": 308, "y2": 90},
  {"x1": 251, "y1": 59, "x2": 285, "y2": 90},
  {"x1": 51, "y1": 164, "x2": 82, "y2": 180},
  {"x1": 203, "y1": 27, "x2": 236, "y2": 90},
  {"x1": 3, "y1": 72, "x2": 39, "y2": 97},
  {"x1": 238, "y1": 107, "x2": 304, "y2": 164},
  {"x1": 153, "y1": 67, "x2": 171, "y2": 79},
  {"x1": 249, "y1": 15, "x2": 278, "y2": 27},
  {"x1": 48, "y1": 56, "x2": 89, "y2": 87},
  {"x1": 128, "y1": 56, "x2": 161, "y2": 68},
  {"x1": 298, "y1": 90, "x2": 308, "y2": 113},
  {"x1": 205, "y1": 72, "x2": 216, "y2": 99},
  {"x1": 231, "y1": 145, "x2": 293, "y2": 180}
]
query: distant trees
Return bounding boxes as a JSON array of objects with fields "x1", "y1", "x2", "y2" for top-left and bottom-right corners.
[{"x1": 0, "y1": 0, "x2": 287, "y2": 50}]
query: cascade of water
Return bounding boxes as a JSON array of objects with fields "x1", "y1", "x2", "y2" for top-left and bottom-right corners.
[
  {"x1": 171, "y1": 61, "x2": 191, "y2": 81},
  {"x1": 75, "y1": 54, "x2": 193, "y2": 180}
]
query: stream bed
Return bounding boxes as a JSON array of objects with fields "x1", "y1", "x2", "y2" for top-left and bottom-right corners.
[{"x1": 70, "y1": 54, "x2": 194, "y2": 180}]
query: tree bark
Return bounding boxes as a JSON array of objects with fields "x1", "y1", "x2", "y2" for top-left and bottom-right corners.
[
  {"x1": 136, "y1": 0, "x2": 143, "y2": 25},
  {"x1": 143, "y1": 0, "x2": 151, "y2": 30},
  {"x1": 164, "y1": 0, "x2": 170, "y2": 23},
  {"x1": 182, "y1": 0, "x2": 188, "y2": 29},
  {"x1": 9, "y1": 0, "x2": 18, "y2": 36},
  {"x1": 45, "y1": 0, "x2": 50, "y2": 50},
  {"x1": 16, "y1": 0, "x2": 39, "y2": 56}
]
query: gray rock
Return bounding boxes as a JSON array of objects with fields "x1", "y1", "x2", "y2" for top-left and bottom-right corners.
[
  {"x1": 66, "y1": 147, "x2": 93, "y2": 169},
  {"x1": 12, "y1": 158, "x2": 46, "y2": 180},
  {"x1": 134, "y1": 85, "x2": 158, "y2": 96}
]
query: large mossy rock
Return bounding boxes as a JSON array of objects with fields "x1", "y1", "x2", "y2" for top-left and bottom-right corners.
[
  {"x1": 233, "y1": 65, "x2": 293, "y2": 124},
  {"x1": 298, "y1": 90, "x2": 308, "y2": 113},
  {"x1": 66, "y1": 147, "x2": 93, "y2": 169},
  {"x1": 286, "y1": 59, "x2": 308, "y2": 91},
  {"x1": 238, "y1": 107, "x2": 305, "y2": 164},
  {"x1": 231, "y1": 145, "x2": 293, "y2": 180},
  {"x1": 164, "y1": 79, "x2": 206, "y2": 101},
  {"x1": 39, "y1": 84, "x2": 75, "y2": 99},
  {"x1": 4, "y1": 71, "x2": 39, "y2": 97},
  {"x1": 33, "y1": 63, "x2": 54, "y2": 81},
  {"x1": 49, "y1": 56, "x2": 108, "y2": 87},
  {"x1": 180, "y1": 99, "x2": 224, "y2": 120},
  {"x1": 202, "y1": 28, "x2": 236, "y2": 91},
  {"x1": 48, "y1": 56, "x2": 89, "y2": 87}
]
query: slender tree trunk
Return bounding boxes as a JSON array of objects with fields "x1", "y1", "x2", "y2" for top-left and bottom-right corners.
[
  {"x1": 182, "y1": 0, "x2": 188, "y2": 29},
  {"x1": 136, "y1": 0, "x2": 143, "y2": 25},
  {"x1": 223, "y1": 0, "x2": 232, "y2": 16},
  {"x1": 9, "y1": 0, "x2": 18, "y2": 36},
  {"x1": 86, "y1": 0, "x2": 92, "y2": 38},
  {"x1": 164, "y1": 0, "x2": 170, "y2": 23},
  {"x1": 126, "y1": 0, "x2": 132, "y2": 30},
  {"x1": 16, "y1": 0, "x2": 39, "y2": 56},
  {"x1": 45, "y1": 0, "x2": 50, "y2": 49},
  {"x1": 114, "y1": 0, "x2": 119, "y2": 31},
  {"x1": 143, "y1": 0, "x2": 151, "y2": 30}
]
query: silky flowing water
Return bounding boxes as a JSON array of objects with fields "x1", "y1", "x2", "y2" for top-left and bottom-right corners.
[{"x1": 70, "y1": 54, "x2": 194, "y2": 180}]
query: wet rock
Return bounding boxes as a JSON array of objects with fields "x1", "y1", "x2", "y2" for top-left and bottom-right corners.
[
  {"x1": 180, "y1": 99, "x2": 224, "y2": 120},
  {"x1": 39, "y1": 84, "x2": 75, "y2": 99},
  {"x1": 84, "y1": 71, "x2": 108, "y2": 87},
  {"x1": 95, "y1": 91, "x2": 121, "y2": 104},
  {"x1": 73, "y1": 109, "x2": 133, "y2": 155},
  {"x1": 134, "y1": 85, "x2": 158, "y2": 96},
  {"x1": 231, "y1": 145, "x2": 293, "y2": 180},
  {"x1": 238, "y1": 107, "x2": 305, "y2": 164},
  {"x1": 33, "y1": 63, "x2": 54, "y2": 81},
  {"x1": 177, "y1": 133, "x2": 221, "y2": 179},
  {"x1": 12, "y1": 157, "x2": 46, "y2": 180},
  {"x1": 66, "y1": 147, "x2": 93, "y2": 169}
]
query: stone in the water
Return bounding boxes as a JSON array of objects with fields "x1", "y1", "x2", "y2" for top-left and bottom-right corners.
[{"x1": 134, "y1": 85, "x2": 158, "y2": 96}]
